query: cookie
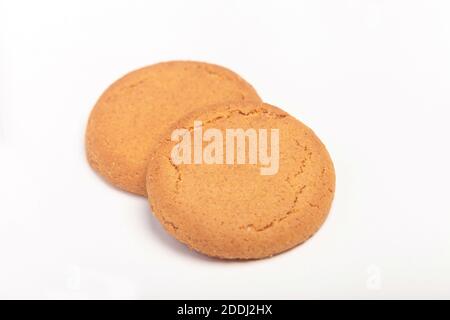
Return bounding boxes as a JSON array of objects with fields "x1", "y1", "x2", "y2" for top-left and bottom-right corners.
[
  {"x1": 146, "y1": 101, "x2": 335, "y2": 259},
  {"x1": 86, "y1": 61, "x2": 261, "y2": 195}
]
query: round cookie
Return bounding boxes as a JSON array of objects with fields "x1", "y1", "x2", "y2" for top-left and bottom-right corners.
[
  {"x1": 146, "y1": 102, "x2": 335, "y2": 260},
  {"x1": 86, "y1": 61, "x2": 261, "y2": 195}
]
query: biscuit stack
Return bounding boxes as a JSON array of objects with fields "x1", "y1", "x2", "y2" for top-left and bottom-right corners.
[{"x1": 86, "y1": 61, "x2": 335, "y2": 260}]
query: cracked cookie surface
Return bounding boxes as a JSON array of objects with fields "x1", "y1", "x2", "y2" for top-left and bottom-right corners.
[
  {"x1": 86, "y1": 61, "x2": 261, "y2": 195},
  {"x1": 146, "y1": 102, "x2": 335, "y2": 259}
]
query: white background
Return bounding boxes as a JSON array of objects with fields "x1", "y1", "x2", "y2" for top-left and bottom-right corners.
[{"x1": 1, "y1": 0, "x2": 450, "y2": 299}]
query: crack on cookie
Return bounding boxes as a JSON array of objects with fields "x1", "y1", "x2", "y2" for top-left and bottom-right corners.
[
  {"x1": 126, "y1": 78, "x2": 147, "y2": 90},
  {"x1": 308, "y1": 202, "x2": 320, "y2": 208},
  {"x1": 161, "y1": 216, "x2": 179, "y2": 231},
  {"x1": 240, "y1": 140, "x2": 314, "y2": 233},
  {"x1": 184, "y1": 107, "x2": 287, "y2": 132},
  {"x1": 167, "y1": 157, "x2": 182, "y2": 192},
  {"x1": 241, "y1": 184, "x2": 307, "y2": 232}
]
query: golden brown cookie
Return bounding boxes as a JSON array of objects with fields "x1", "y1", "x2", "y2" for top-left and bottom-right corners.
[
  {"x1": 86, "y1": 61, "x2": 261, "y2": 195},
  {"x1": 146, "y1": 102, "x2": 335, "y2": 259}
]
